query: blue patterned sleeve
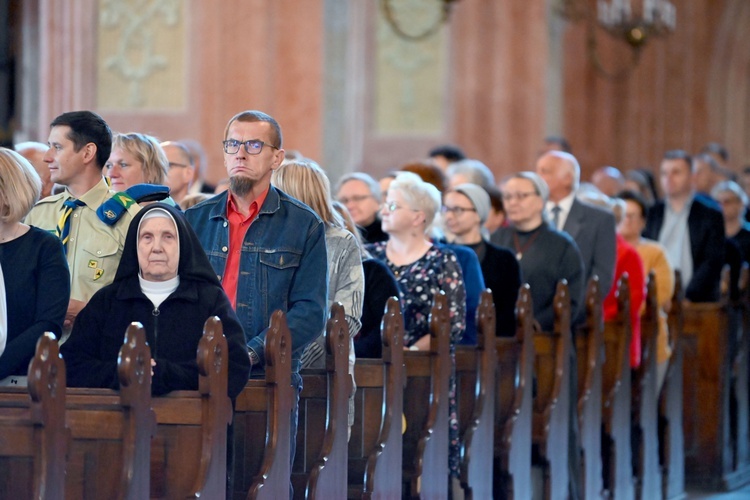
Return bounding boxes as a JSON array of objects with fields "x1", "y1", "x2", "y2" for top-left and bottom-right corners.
[{"x1": 439, "y1": 249, "x2": 466, "y2": 344}]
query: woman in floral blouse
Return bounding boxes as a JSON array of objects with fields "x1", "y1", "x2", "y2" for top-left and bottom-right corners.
[{"x1": 366, "y1": 171, "x2": 466, "y2": 484}]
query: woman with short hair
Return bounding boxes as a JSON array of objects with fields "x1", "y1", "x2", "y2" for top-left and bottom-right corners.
[
  {"x1": 366, "y1": 171, "x2": 466, "y2": 483},
  {"x1": 107, "y1": 132, "x2": 169, "y2": 191},
  {"x1": 0, "y1": 148, "x2": 69, "y2": 383}
]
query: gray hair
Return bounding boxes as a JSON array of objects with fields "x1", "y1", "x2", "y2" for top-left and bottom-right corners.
[
  {"x1": 508, "y1": 171, "x2": 550, "y2": 203},
  {"x1": 545, "y1": 150, "x2": 581, "y2": 190},
  {"x1": 389, "y1": 172, "x2": 442, "y2": 233},
  {"x1": 14, "y1": 141, "x2": 48, "y2": 154},
  {"x1": 712, "y1": 180, "x2": 748, "y2": 213},
  {"x1": 446, "y1": 158, "x2": 496, "y2": 189},
  {"x1": 335, "y1": 171, "x2": 381, "y2": 200}
]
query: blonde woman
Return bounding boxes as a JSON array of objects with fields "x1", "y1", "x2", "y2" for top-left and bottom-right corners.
[
  {"x1": 0, "y1": 148, "x2": 69, "y2": 384},
  {"x1": 106, "y1": 132, "x2": 169, "y2": 191},
  {"x1": 271, "y1": 159, "x2": 364, "y2": 431}
]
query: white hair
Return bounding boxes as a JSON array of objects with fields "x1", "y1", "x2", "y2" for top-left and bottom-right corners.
[
  {"x1": 446, "y1": 158, "x2": 496, "y2": 189},
  {"x1": 546, "y1": 150, "x2": 581, "y2": 190},
  {"x1": 389, "y1": 172, "x2": 442, "y2": 233}
]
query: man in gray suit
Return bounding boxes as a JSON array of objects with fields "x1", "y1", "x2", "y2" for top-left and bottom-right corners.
[
  {"x1": 536, "y1": 150, "x2": 616, "y2": 500},
  {"x1": 536, "y1": 151, "x2": 617, "y2": 304}
]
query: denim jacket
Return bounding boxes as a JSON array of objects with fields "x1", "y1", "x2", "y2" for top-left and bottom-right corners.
[{"x1": 185, "y1": 187, "x2": 328, "y2": 374}]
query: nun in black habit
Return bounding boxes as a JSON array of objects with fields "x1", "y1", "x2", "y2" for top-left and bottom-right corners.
[{"x1": 61, "y1": 203, "x2": 250, "y2": 398}]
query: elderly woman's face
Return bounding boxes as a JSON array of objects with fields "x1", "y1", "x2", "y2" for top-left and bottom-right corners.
[
  {"x1": 106, "y1": 146, "x2": 146, "y2": 192},
  {"x1": 138, "y1": 216, "x2": 179, "y2": 282},
  {"x1": 381, "y1": 189, "x2": 420, "y2": 235}
]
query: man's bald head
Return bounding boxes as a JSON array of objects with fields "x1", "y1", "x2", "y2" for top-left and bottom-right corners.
[
  {"x1": 535, "y1": 150, "x2": 581, "y2": 203},
  {"x1": 15, "y1": 141, "x2": 54, "y2": 199},
  {"x1": 592, "y1": 166, "x2": 625, "y2": 197}
]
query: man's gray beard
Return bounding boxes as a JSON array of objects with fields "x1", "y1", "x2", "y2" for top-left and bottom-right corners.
[{"x1": 230, "y1": 176, "x2": 255, "y2": 197}]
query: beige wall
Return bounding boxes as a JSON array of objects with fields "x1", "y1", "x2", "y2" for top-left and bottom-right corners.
[{"x1": 14, "y1": 0, "x2": 750, "y2": 189}]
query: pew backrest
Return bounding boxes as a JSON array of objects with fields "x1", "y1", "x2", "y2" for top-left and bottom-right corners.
[
  {"x1": 0, "y1": 333, "x2": 67, "y2": 500},
  {"x1": 458, "y1": 289, "x2": 497, "y2": 499}
]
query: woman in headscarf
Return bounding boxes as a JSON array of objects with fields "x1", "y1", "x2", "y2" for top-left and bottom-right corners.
[{"x1": 61, "y1": 203, "x2": 250, "y2": 397}]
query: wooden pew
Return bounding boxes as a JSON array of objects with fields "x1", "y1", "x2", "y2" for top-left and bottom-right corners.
[
  {"x1": 293, "y1": 303, "x2": 351, "y2": 499},
  {"x1": 347, "y1": 297, "x2": 405, "y2": 499},
  {"x1": 234, "y1": 310, "x2": 293, "y2": 499},
  {"x1": 680, "y1": 267, "x2": 750, "y2": 490},
  {"x1": 0, "y1": 333, "x2": 67, "y2": 500},
  {"x1": 575, "y1": 277, "x2": 604, "y2": 500},
  {"x1": 150, "y1": 316, "x2": 232, "y2": 499},
  {"x1": 402, "y1": 291, "x2": 452, "y2": 499},
  {"x1": 732, "y1": 262, "x2": 750, "y2": 480},
  {"x1": 731, "y1": 265, "x2": 750, "y2": 481},
  {"x1": 0, "y1": 323, "x2": 156, "y2": 500},
  {"x1": 456, "y1": 290, "x2": 497, "y2": 499},
  {"x1": 532, "y1": 280, "x2": 572, "y2": 500},
  {"x1": 601, "y1": 276, "x2": 634, "y2": 499},
  {"x1": 65, "y1": 322, "x2": 155, "y2": 500},
  {"x1": 494, "y1": 284, "x2": 534, "y2": 499},
  {"x1": 633, "y1": 272, "x2": 662, "y2": 499},
  {"x1": 660, "y1": 271, "x2": 685, "y2": 500}
]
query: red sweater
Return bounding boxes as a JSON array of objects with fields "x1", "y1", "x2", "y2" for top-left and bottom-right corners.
[{"x1": 603, "y1": 234, "x2": 645, "y2": 368}]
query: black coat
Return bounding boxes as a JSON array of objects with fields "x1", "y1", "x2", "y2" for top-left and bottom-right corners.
[
  {"x1": 61, "y1": 203, "x2": 250, "y2": 398},
  {"x1": 643, "y1": 196, "x2": 726, "y2": 302},
  {"x1": 476, "y1": 241, "x2": 521, "y2": 337}
]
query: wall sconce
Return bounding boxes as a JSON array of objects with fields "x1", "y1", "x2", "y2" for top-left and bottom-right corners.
[
  {"x1": 380, "y1": 0, "x2": 461, "y2": 42},
  {"x1": 558, "y1": 0, "x2": 676, "y2": 79}
]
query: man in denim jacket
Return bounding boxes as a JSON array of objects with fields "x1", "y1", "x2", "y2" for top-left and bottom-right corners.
[{"x1": 185, "y1": 110, "x2": 328, "y2": 475}]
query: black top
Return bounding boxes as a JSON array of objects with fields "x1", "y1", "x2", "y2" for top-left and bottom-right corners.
[
  {"x1": 463, "y1": 240, "x2": 521, "y2": 337},
  {"x1": 354, "y1": 258, "x2": 400, "y2": 358},
  {"x1": 493, "y1": 223, "x2": 585, "y2": 332},
  {"x1": 359, "y1": 217, "x2": 389, "y2": 244},
  {"x1": 730, "y1": 224, "x2": 750, "y2": 263},
  {"x1": 0, "y1": 227, "x2": 69, "y2": 378},
  {"x1": 644, "y1": 196, "x2": 726, "y2": 302},
  {"x1": 61, "y1": 203, "x2": 251, "y2": 397}
]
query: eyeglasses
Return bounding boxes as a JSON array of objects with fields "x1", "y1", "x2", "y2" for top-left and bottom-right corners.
[
  {"x1": 382, "y1": 201, "x2": 418, "y2": 213},
  {"x1": 501, "y1": 191, "x2": 538, "y2": 202},
  {"x1": 168, "y1": 162, "x2": 189, "y2": 170},
  {"x1": 222, "y1": 139, "x2": 279, "y2": 155},
  {"x1": 441, "y1": 205, "x2": 476, "y2": 216},
  {"x1": 339, "y1": 194, "x2": 373, "y2": 205}
]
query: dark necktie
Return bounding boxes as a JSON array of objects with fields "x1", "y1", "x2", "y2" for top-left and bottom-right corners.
[
  {"x1": 56, "y1": 199, "x2": 86, "y2": 255},
  {"x1": 551, "y1": 205, "x2": 562, "y2": 230}
]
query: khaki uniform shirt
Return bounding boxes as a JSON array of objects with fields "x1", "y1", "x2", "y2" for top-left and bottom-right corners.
[{"x1": 25, "y1": 178, "x2": 140, "y2": 303}]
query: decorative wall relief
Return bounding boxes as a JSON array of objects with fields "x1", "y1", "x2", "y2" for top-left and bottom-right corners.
[
  {"x1": 97, "y1": 0, "x2": 185, "y2": 110},
  {"x1": 375, "y1": 0, "x2": 448, "y2": 134}
]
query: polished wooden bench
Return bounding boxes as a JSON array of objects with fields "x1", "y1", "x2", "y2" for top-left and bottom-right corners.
[
  {"x1": 575, "y1": 276, "x2": 604, "y2": 500},
  {"x1": 680, "y1": 266, "x2": 750, "y2": 490},
  {"x1": 661, "y1": 270, "x2": 685, "y2": 500},
  {"x1": 293, "y1": 303, "x2": 351, "y2": 499},
  {"x1": 233, "y1": 310, "x2": 293, "y2": 500},
  {"x1": 533, "y1": 280, "x2": 572, "y2": 500},
  {"x1": 456, "y1": 290, "x2": 497, "y2": 499},
  {"x1": 602, "y1": 275, "x2": 634, "y2": 499},
  {"x1": 494, "y1": 284, "x2": 534, "y2": 499},
  {"x1": 0, "y1": 333, "x2": 67, "y2": 500},
  {"x1": 0, "y1": 323, "x2": 155, "y2": 500},
  {"x1": 347, "y1": 296, "x2": 404, "y2": 499},
  {"x1": 150, "y1": 316, "x2": 232, "y2": 499},
  {"x1": 633, "y1": 271, "x2": 662, "y2": 499},
  {"x1": 402, "y1": 291, "x2": 451, "y2": 499}
]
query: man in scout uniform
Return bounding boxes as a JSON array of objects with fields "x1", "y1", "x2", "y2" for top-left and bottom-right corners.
[{"x1": 25, "y1": 111, "x2": 147, "y2": 332}]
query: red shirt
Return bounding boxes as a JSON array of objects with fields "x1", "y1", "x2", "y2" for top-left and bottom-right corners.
[
  {"x1": 223, "y1": 188, "x2": 269, "y2": 309},
  {"x1": 604, "y1": 233, "x2": 646, "y2": 368}
]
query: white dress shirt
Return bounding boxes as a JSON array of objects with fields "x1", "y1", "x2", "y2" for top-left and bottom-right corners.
[{"x1": 546, "y1": 192, "x2": 576, "y2": 231}]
